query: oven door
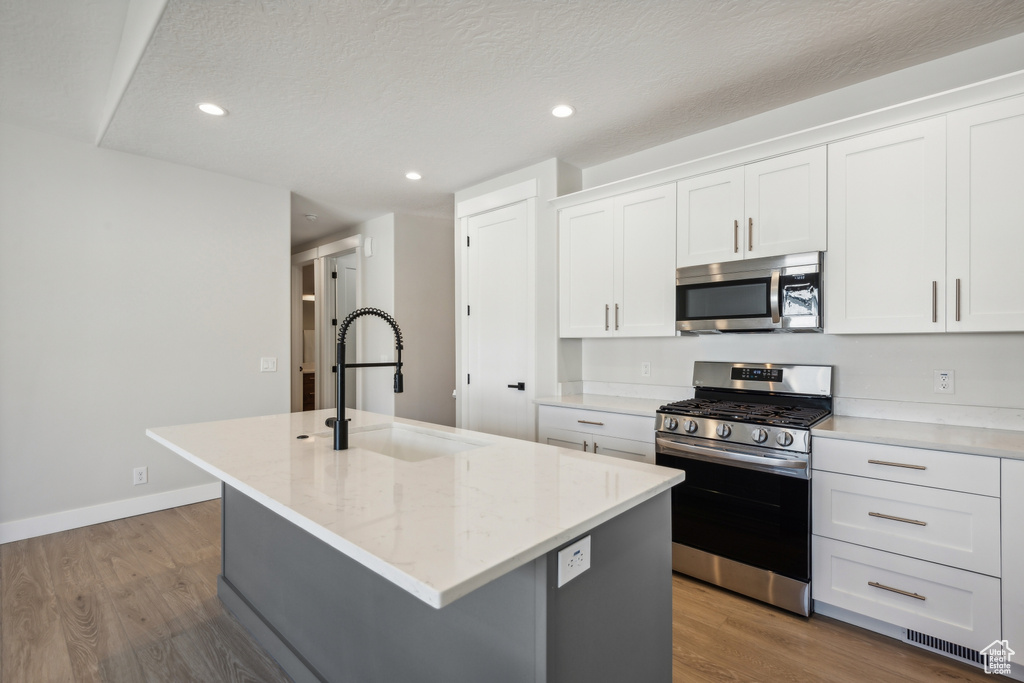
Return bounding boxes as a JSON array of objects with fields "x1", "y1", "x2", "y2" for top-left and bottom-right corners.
[{"x1": 656, "y1": 437, "x2": 810, "y2": 583}]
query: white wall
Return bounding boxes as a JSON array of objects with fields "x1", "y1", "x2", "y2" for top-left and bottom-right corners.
[
  {"x1": 395, "y1": 214, "x2": 456, "y2": 427},
  {"x1": 0, "y1": 122, "x2": 291, "y2": 541}
]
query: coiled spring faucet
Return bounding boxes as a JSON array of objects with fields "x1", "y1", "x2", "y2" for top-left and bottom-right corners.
[{"x1": 327, "y1": 307, "x2": 404, "y2": 450}]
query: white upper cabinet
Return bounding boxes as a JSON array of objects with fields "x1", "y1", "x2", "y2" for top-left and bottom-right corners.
[
  {"x1": 676, "y1": 167, "x2": 745, "y2": 267},
  {"x1": 560, "y1": 185, "x2": 676, "y2": 338},
  {"x1": 558, "y1": 198, "x2": 615, "y2": 337},
  {"x1": 825, "y1": 118, "x2": 947, "y2": 334},
  {"x1": 745, "y1": 148, "x2": 827, "y2": 257},
  {"x1": 947, "y1": 95, "x2": 1024, "y2": 332},
  {"x1": 676, "y1": 147, "x2": 825, "y2": 267}
]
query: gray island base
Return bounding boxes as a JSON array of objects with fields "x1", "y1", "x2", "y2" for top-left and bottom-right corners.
[{"x1": 218, "y1": 484, "x2": 672, "y2": 683}]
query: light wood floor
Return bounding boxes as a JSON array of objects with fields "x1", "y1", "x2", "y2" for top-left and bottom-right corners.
[{"x1": 0, "y1": 500, "x2": 1000, "y2": 682}]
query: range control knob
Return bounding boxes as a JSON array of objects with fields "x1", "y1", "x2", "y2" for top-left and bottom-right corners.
[
  {"x1": 751, "y1": 428, "x2": 768, "y2": 444},
  {"x1": 776, "y1": 431, "x2": 794, "y2": 447},
  {"x1": 683, "y1": 419, "x2": 699, "y2": 434},
  {"x1": 716, "y1": 423, "x2": 732, "y2": 438},
  {"x1": 664, "y1": 417, "x2": 679, "y2": 431}
]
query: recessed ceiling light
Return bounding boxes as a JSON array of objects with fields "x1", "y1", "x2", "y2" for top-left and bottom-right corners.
[
  {"x1": 305, "y1": 214, "x2": 318, "y2": 222},
  {"x1": 551, "y1": 104, "x2": 575, "y2": 118},
  {"x1": 197, "y1": 102, "x2": 227, "y2": 116},
  {"x1": 405, "y1": 171, "x2": 422, "y2": 180}
]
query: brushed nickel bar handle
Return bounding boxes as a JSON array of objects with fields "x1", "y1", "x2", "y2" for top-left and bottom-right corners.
[
  {"x1": 615, "y1": 303, "x2": 619, "y2": 330},
  {"x1": 869, "y1": 581, "x2": 926, "y2": 601},
  {"x1": 868, "y1": 459, "x2": 926, "y2": 471},
  {"x1": 869, "y1": 511, "x2": 927, "y2": 526},
  {"x1": 577, "y1": 419, "x2": 605, "y2": 426},
  {"x1": 955, "y1": 278, "x2": 961, "y2": 322},
  {"x1": 734, "y1": 219, "x2": 739, "y2": 253},
  {"x1": 932, "y1": 281, "x2": 937, "y2": 323},
  {"x1": 605, "y1": 304, "x2": 609, "y2": 331},
  {"x1": 748, "y1": 217, "x2": 753, "y2": 251}
]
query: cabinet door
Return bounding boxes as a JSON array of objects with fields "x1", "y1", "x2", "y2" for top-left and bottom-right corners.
[
  {"x1": 947, "y1": 96, "x2": 1024, "y2": 332},
  {"x1": 676, "y1": 167, "x2": 744, "y2": 267},
  {"x1": 1004, "y1": 459, "x2": 1024, "y2": 656},
  {"x1": 825, "y1": 118, "x2": 947, "y2": 334},
  {"x1": 538, "y1": 426, "x2": 588, "y2": 452},
  {"x1": 559, "y1": 199, "x2": 614, "y2": 337},
  {"x1": 745, "y1": 147, "x2": 826, "y2": 257},
  {"x1": 590, "y1": 434, "x2": 655, "y2": 464},
  {"x1": 615, "y1": 184, "x2": 677, "y2": 337}
]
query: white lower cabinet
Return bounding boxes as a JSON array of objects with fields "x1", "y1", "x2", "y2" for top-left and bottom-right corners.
[
  {"x1": 813, "y1": 471, "x2": 1000, "y2": 575},
  {"x1": 537, "y1": 405, "x2": 654, "y2": 464},
  {"x1": 1003, "y1": 459, "x2": 1024, "y2": 668},
  {"x1": 813, "y1": 536, "x2": 1001, "y2": 651},
  {"x1": 812, "y1": 437, "x2": 1005, "y2": 657}
]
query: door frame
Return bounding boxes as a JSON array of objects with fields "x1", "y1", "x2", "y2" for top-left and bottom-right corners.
[
  {"x1": 290, "y1": 235, "x2": 362, "y2": 413},
  {"x1": 455, "y1": 179, "x2": 538, "y2": 438}
]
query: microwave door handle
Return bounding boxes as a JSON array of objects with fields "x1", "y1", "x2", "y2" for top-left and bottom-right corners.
[{"x1": 769, "y1": 270, "x2": 781, "y2": 323}]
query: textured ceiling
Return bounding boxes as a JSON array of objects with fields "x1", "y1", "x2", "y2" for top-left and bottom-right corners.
[{"x1": 6, "y1": 1, "x2": 1024, "y2": 245}]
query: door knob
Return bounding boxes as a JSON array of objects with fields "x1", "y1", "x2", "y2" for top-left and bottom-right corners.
[{"x1": 507, "y1": 382, "x2": 526, "y2": 390}]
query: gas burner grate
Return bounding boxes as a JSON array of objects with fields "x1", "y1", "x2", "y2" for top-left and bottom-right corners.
[{"x1": 658, "y1": 399, "x2": 830, "y2": 429}]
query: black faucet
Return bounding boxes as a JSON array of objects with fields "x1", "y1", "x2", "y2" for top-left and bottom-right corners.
[{"x1": 326, "y1": 307, "x2": 404, "y2": 450}]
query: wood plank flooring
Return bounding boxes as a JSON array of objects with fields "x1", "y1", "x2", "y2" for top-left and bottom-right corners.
[{"x1": 1, "y1": 500, "x2": 1000, "y2": 682}]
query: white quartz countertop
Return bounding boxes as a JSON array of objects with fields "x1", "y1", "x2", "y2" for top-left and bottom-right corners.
[
  {"x1": 813, "y1": 415, "x2": 1024, "y2": 460},
  {"x1": 147, "y1": 409, "x2": 684, "y2": 609},
  {"x1": 534, "y1": 394, "x2": 665, "y2": 417}
]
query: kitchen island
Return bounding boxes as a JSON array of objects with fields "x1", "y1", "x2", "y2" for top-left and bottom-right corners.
[{"x1": 147, "y1": 408, "x2": 684, "y2": 683}]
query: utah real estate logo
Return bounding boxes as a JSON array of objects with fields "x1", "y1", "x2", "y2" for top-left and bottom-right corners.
[{"x1": 980, "y1": 639, "x2": 1015, "y2": 676}]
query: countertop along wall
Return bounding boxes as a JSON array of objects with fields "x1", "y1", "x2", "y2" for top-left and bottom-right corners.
[
  {"x1": 570, "y1": 33, "x2": 1024, "y2": 431},
  {"x1": 0, "y1": 122, "x2": 291, "y2": 542}
]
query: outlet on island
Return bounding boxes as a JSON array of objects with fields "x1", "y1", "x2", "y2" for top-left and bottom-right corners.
[
  {"x1": 557, "y1": 535, "x2": 591, "y2": 587},
  {"x1": 933, "y1": 369, "x2": 955, "y2": 394}
]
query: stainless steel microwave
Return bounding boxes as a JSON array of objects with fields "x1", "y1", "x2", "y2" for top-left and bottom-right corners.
[{"x1": 676, "y1": 252, "x2": 822, "y2": 334}]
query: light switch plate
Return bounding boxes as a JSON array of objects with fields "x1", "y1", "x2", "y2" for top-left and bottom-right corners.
[
  {"x1": 557, "y1": 535, "x2": 591, "y2": 587},
  {"x1": 260, "y1": 357, "x2": 277, "y2": 372}
]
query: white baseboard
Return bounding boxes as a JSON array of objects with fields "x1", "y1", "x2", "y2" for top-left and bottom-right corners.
[{"x1": 0, "y1": 482, "x2": 222, "y2": 544}]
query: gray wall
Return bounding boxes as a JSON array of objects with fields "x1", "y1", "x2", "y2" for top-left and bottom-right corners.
[{"x1": 0, "y1": 122, "x2": 291, "y2": 537}]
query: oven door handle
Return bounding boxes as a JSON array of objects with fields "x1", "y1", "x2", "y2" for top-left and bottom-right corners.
[{"x1": 656, "y1": 436, "x2": 808, "y2": 477}]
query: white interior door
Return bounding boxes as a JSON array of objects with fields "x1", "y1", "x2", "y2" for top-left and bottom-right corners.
[
  {"x1": 466, "y1": 201, "x2": 530, "y2": 440},
  {"x1": 335, "y1": 254, "x2": 359, "y2": 408},
  {"x1": 318, "y1": 251, "x2": 359, "y2": 410}
]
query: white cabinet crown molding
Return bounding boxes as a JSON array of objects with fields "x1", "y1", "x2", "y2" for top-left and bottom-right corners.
[{"x1": 456, "y1": 178, "x2": 538, "y2": 218}]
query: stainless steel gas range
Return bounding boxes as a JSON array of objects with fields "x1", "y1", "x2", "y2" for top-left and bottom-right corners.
[{"x1": 655, "y1": 361, "x2": 833, "y2": 616}]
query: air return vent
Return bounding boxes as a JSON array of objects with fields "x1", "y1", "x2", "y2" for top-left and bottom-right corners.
[{"x1": 905, "y1": 629, "x2": 983, "y2": 665}]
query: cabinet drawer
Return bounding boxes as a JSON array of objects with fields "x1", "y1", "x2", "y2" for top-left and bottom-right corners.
[
  {"x1": 813, "y1": 471, "x2": 1000, "y2": 575},
  {"x1": 537, "y1": 405, "x2": 655, "y2": 443},
  {"x1": 812, "y1": 536, "x2": 1001, "y2": 651},
  {"x1": 813, "y1": 438, "x2": 999, "y2": 496}
]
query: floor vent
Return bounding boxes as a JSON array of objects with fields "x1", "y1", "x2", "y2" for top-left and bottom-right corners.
[{"x1": 905, "y1": 629, "x2": 983, "y2": 665}]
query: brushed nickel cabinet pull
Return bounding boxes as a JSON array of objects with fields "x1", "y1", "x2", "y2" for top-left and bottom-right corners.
[
  {"x1": 867, "y1": 459, "x2": 926, "y2": 471},
  {"x1": 605, "y1": 304, "x2": 609, "y2": 331},
  {"x1": 734, "y1": 219, "x2": 739, "y2": 253},
  {"x1": 748, "y1": 217, "x2": 753, "y2": 251},
  {"x1": 932, "y1": 281, "x2": 937, "y2": 323},
  {"x1": 593, "y1": 442, "x2": 599, "y2": 454},
  {"x1": 869, "y1": 511, "x2": 927, "y2": 526},
  {"x1": 577, "y1": 419, "x2": 605, "y2": 426},
  {"x1": 615, "y1": 303, "x2": 619, "y2": 330},
  {"x1": 869, "y1": 581, "x2": 926, "y2": 601},
  {"x1": 955, "y1": 278, "x2": 961, "y2": 322},
  {"x1": 583, "y1": 440, "x2": 588, "y2": 452}
]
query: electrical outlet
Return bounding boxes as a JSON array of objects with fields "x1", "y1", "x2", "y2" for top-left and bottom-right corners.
[
  {"x1": 933, "y1": 370, "x2": 955, "y2": 394},
  {"x1": 641, "y1": 361, "x2": 651, "y2": 377},
  {"x1": 557, "y1": 535, "x2": 591, "y2": 587},
  {"x1": 260, "y1": 357, "x2": 277, "y2": 372},
  {"x1": 133, "y1": 466, "x2": 148, "y2": 485}
]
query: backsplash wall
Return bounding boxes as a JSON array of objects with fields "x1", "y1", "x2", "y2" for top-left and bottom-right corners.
[{"x1": 581, "y1": 333, "x2": 1024, "y2": 413}]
